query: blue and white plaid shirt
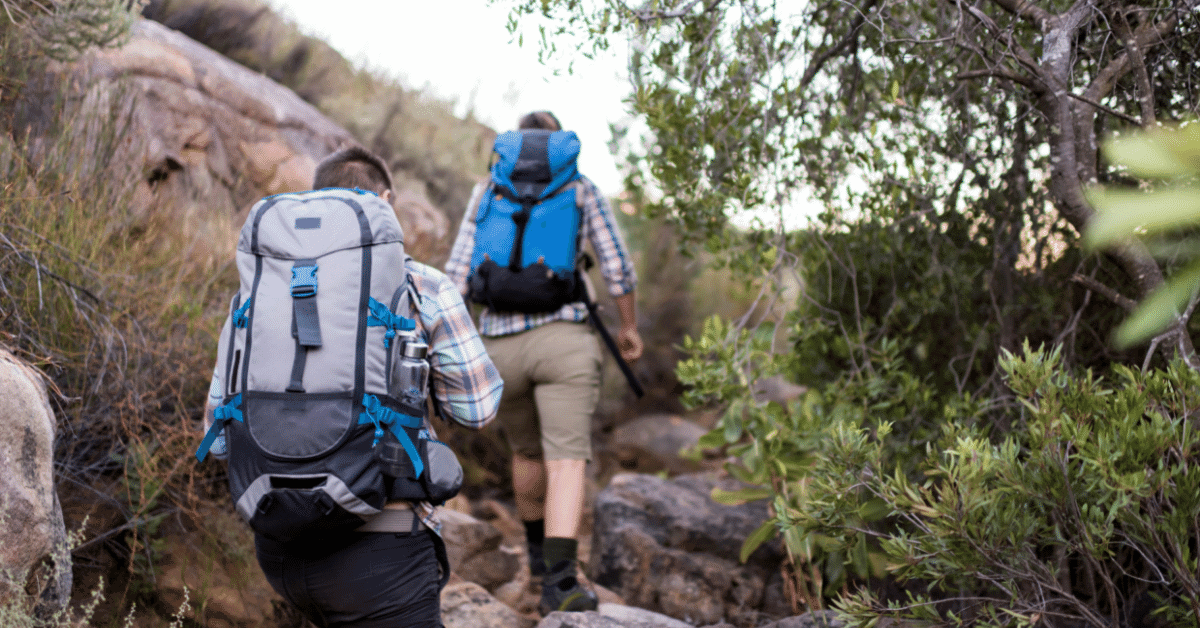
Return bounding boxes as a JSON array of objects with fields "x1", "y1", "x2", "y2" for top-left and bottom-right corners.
[
  {"x1": 401, "y1": 259, "x2": 503, "y2": 429},
  {"x1": 443, "y1": 175, "x2": 637, "y2": 337}
]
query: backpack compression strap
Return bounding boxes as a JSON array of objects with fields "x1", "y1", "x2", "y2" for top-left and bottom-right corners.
[
  {"x1": 196, "y1": 394, "x2": 243, "y2": 462},
  {"x1": 367, "y1": 297, "x2": 415, "y2": 349},
  {"x1": 358, "y1": 394, "x2": 425, "y2": 478},
  {"x1": 287, "y1": 259, "x2": 321, "y2": 393}
]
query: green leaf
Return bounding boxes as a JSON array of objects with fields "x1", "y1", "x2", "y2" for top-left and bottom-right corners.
[
  {"x1": 783, "y1": 526, "x2": 811, "y2": 559},
  {"x1": 697, "y1": 426, "x2": 726, "y2": 450},
  {"x1": 851, "y1": 533, "x2": 871, "y2": 578},
  {"x1": 740, "y1": 519, "x2": 778, "y2": 563},
  {"x1": 1084, "y1": 188, "x2": 1200, "y2": 249},
  {"x1": 1105, "y1": 131, "x2": 1200, "y2": 178},
  {"x1": 711, "y1": 486, "x2": 773, "y2": 506},
  {"x1": 1114, "y1": 260, "x2": 1200, "y2": 347},
  {"x1": 723, "y1": 400, "x2": 745, "y2": 443},
  {"x1": 858, "y1": 497, "x2": 892, "y2": 522}
]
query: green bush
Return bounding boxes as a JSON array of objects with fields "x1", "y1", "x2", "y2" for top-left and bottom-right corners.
[
  {"x1": 677, "y1": 203, "x2": 1168, "y2": 620},
  {"x1": 825, "y1": 344, "x2": 1200, "y2": 627}
]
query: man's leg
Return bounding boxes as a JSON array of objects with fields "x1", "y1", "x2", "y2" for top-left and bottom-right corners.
[
  {"x1": 483, "y1": 332, "x2": 547, "y2": 578},
  {"x1": 544, "y1": 458, "x2": 586, "y2": 540},
  {"x1": 513, "y1": 456, "x2": 588, "y2": 579},
  {"x1": 254, "y1": 531, "x2": 443, "y2": 628},
  {"x1": 512, "y1": 452, "x2": 549, "y2": 577},
  {"x1": 512, "y1": 453, "x2": 547, "y2": 521},
  {"x1": 531, "y1": 323, "x2": 602, "y2": 613}
]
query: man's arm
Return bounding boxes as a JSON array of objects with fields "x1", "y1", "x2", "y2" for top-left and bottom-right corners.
[
  {"x1": 414, "y1": 264, "x2": 502, "y2": 430},
  {"x1": 581, "y1": 177, "x2": 643, "y2": 363}
]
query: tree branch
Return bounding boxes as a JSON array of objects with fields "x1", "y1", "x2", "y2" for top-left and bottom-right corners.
[
  {"x1": 1082, "y1": 0, "x2": 1200, "y2": 106},
  {"x1": 798, "y1": 0, "x2": 880, "y2": 90},
  {"x1": 990, "y1": 0, "x2": 1052, "y2": 26},
  {"x1": 628, "y1": 0, "x2": 722, "y2": 22},
  {"x1": 953, "y1": 0, "x2": 1049, "y2": 91},
  {"x1": 1070, "y1": 273, "x2": 1136, "y2": 311},
  {"x1": 1065, "y1": 90, "x2": 1141, "y2": 125},
  {"x1": 956, "y1": 68, "x2": 1038, "y2": 89},
  {"x1": 1115, "y1": 8, "x2": 1156, "y2": 127}
]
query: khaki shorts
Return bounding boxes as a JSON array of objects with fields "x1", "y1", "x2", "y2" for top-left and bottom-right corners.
[{"x1": 483, "y1": 321, "x2": 602, "y2": 461}]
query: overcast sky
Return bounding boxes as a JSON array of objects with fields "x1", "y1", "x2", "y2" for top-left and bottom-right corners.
[{"x1": 269, "y1": 0, "x2": 631, "y2": 195}]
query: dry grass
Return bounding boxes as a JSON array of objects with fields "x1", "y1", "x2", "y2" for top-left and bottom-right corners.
[{"x1": 0, "y1": 25, "x2": 239, "y2": 624}]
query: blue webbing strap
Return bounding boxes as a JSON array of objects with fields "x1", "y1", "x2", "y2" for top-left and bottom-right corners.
[
  {"x1": 366, "y1": 297, "x2": 415, "y2": 349},
  {"x1": 291, "y1": 261, "x2": 322, "y2": 347},
  {"x1": 288, "y1": 260, "x2": 320, "y2": 393},
  {"x1": 232, "y1": 296, "x2": 252, "y2": 328},
  {"x1": 358, "y1": 393, "x2": 424, "y2": 478},
  {"x1": 195, "y1": 394, "x2": 243, "y2": 462}
]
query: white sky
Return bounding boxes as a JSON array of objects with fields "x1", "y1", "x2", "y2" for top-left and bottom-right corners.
[{"x1": 270, "y1": 0, "x2": 631, "y2": 195}]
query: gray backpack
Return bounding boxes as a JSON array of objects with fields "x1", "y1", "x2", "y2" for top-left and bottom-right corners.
[{"x1": 197, "y1": 188, "x2": 459, "y2": 542}]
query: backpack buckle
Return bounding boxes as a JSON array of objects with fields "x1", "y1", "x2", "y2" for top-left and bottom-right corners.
[{"x1": 290, "y1": 264, "x2": 318, "y2": 298}]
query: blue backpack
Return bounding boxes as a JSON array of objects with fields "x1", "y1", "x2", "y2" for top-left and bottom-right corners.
[{"x1": 468, "y1": 129, "x2": 584, "y2": 313}]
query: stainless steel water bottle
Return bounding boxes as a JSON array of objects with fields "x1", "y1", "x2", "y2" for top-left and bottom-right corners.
[
  {"x1": 391, "y1": 334, "x2": 429, "y2": 408},
  {"x1": 376, "y1": 332, "x2": 430, "y2": 478}
]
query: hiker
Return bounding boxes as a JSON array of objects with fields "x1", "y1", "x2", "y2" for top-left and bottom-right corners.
[
  {"x1": 200, "y1": 146, "x2": 503, "y2": 628},
  {"x1": 444, "y1": 110, "x2": 643, "y2": 614}
]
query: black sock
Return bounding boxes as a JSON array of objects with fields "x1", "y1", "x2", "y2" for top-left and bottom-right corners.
[
  {"x1": 543, "y1": 536, "x2": 578, "y2": 572},
  {"x1": 523, "y1": 519, "x2": 545, "y2": 547},
  {"x1": 524, "y1": 519, "x2": 546, "y2": 574}
]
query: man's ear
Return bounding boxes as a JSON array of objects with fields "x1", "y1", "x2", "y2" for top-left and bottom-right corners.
[{"x1": 381, "y1": 190, "x2": 393, "y2": 202}]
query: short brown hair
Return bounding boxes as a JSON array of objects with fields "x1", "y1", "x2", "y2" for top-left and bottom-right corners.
[
  {"x1": 517, "y1": 111, "x2": 562, "y2": 131},
  {"x1": 313, "y1": 146, "x2": 393, "y2": 195}
]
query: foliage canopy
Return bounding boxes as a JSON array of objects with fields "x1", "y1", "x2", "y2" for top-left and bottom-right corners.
[{"x1": 507, "y1": 0, "x2": 1200, "y2": 624}]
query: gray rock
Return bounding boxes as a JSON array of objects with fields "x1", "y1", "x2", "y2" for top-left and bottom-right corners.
[
  {"x1": 0, "y1": 347, "x2": 71, "y2": 617},
  {"x1": 538, "y1": 612, "x2": 630, "y2": 628},
  {"x1": 608, "y1": 414, "x2": 711, "y2": 475},
  {"x1": 458, "y1": 545, "x2": 522, "y2": 592},
  {"x1": 35, "y1": 19, "x2": 448, "y2": 259},
  {"x1": 442, "y1": 581, "x2": 535, "y2": 628},
  {"x1": 439, "y1": 508, "x2": 504, "y2": 569},
  {"x1": 760, "y1": 611, "x2": 846, "y2": 628},
  {"x1": 599, "y1": 603, "x2": 696, "y2": 627},
  {"x1": 590, "y1": 472, "x2": 784, "y2": 625}
]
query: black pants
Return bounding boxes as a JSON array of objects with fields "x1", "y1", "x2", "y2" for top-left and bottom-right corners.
[{"x1": 255, "y1": 530, "x2": 443, "y2": 627}]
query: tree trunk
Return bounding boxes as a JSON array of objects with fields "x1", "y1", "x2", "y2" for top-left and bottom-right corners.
[{"x1": 1027, "y1": 0, "x2": 1199, "y2": 365}]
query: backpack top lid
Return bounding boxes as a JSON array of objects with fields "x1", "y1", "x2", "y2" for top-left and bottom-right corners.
[
  {"x1": 239, "y1": 188, "x2": 403, "y2": 259},
  {"x1": 490, "y1": 129, "x2": 581, "y2": 202}
]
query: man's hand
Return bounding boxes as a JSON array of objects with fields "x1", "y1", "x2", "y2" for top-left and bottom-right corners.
[
  {"x1": 618, "y1": 325, "x2": 644, "y2": 363},
  {"x1": 613, "y1": 292, "x2": 643, "y2": 364}
]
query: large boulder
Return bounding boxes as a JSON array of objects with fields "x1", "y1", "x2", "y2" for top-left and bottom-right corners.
[
  {"x1": 441, "y1": 580, "x2": 536, "y2": 628},
  {"x1": 591, "y1": 473, "x2": 787, "y2": 627},
  {"x1": 23, "y1": 18, "x2": 447, "y2": 260},
  {"x1": 438, "y1": 508, "x2": 522, "y2": 594},
  {"x1": 0, "y1": 347, "x2": 71, "y2": 617},
  {"x1": 604, "y1": 413, "x2": 715, "y2": 476}
]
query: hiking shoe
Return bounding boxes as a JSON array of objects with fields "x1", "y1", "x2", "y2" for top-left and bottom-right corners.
[{"x1": 539, "y1": 560, "x2": 598, "y2": 614}]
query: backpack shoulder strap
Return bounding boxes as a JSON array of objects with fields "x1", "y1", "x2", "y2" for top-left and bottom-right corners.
[
  {"x1": 468, "y1": 179, "x2": 496, "y2": 224},
  {"x1": 389, "y1": 259, "x2": 422, "y2": 329}
]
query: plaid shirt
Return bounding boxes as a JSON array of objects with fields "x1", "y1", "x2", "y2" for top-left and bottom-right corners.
[
  {"x1": 444, "y1": 175, "x2": 637, "y2": 337},
  {"x1": 207, "y1": 260, "x2": 502, "y2": 431},
  {"x1": 399, "y1": 259, "x2": 503, "y2": 430}
]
